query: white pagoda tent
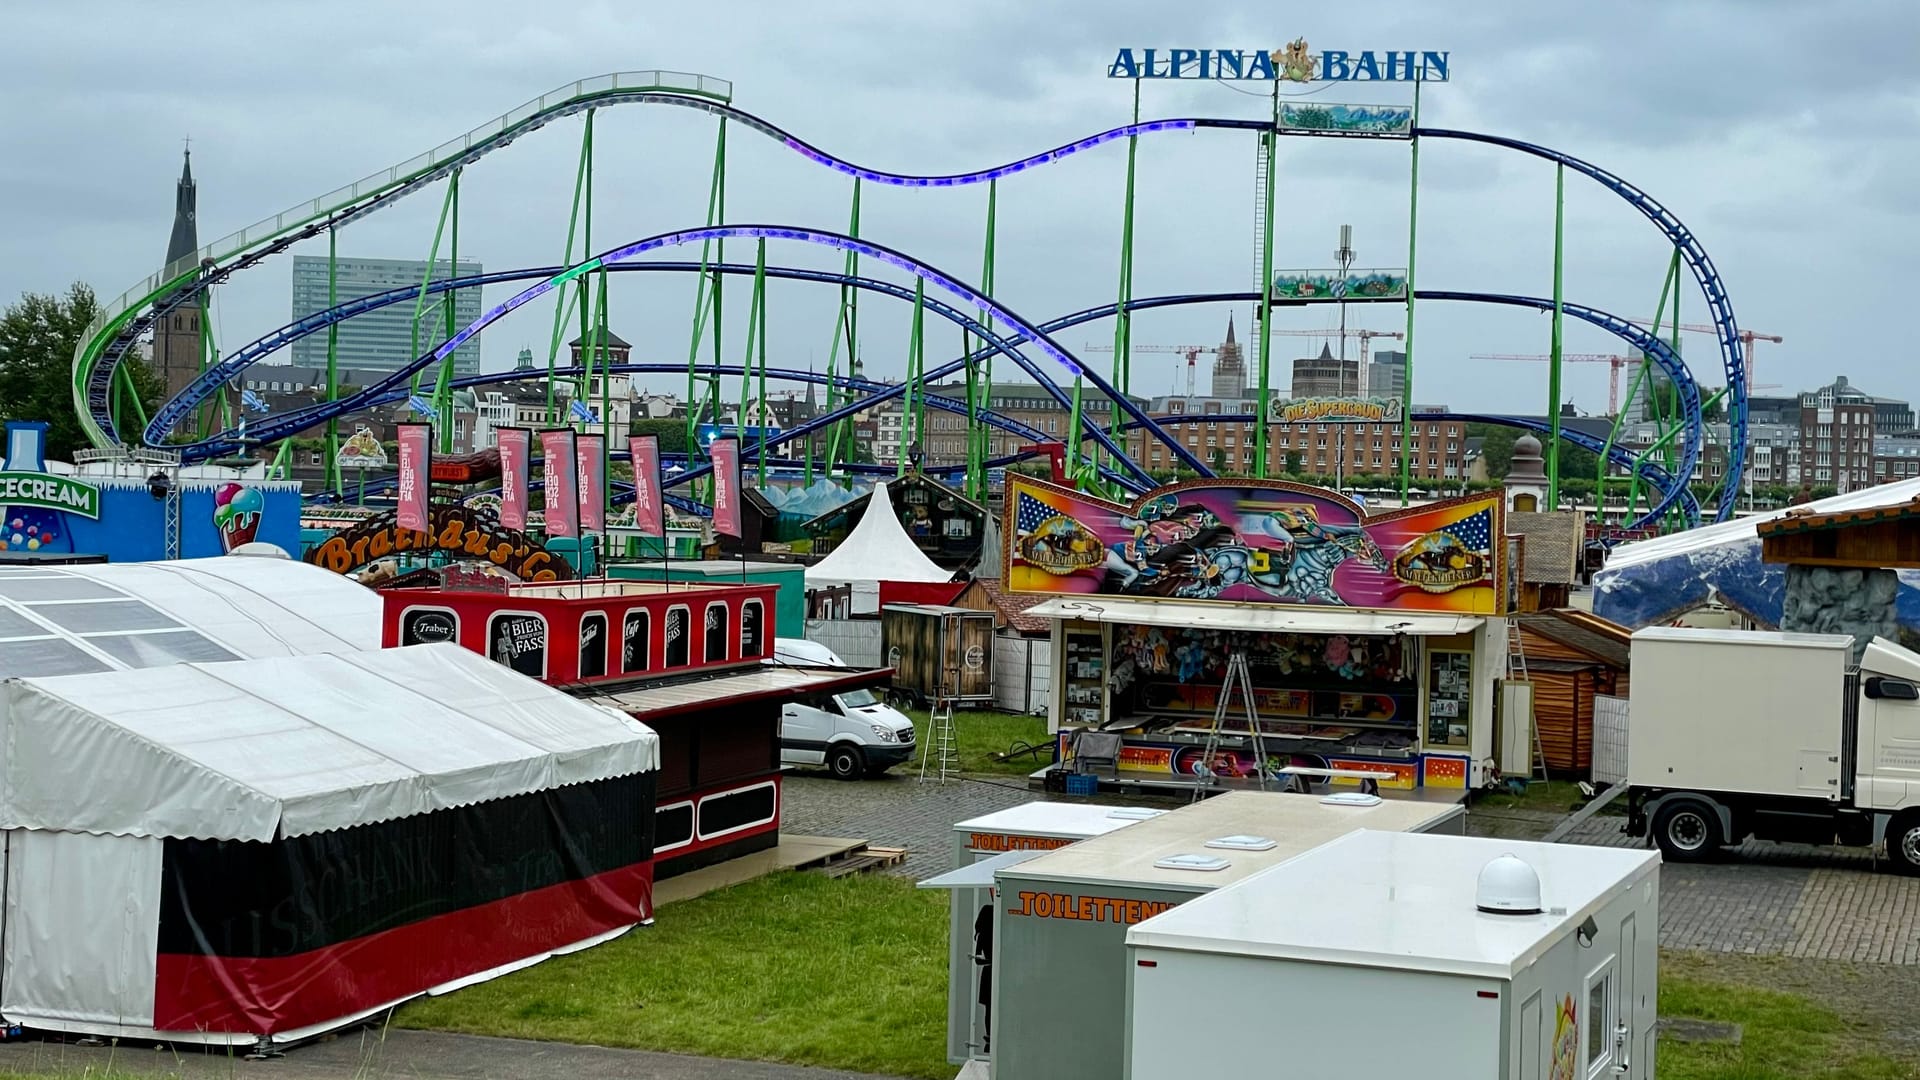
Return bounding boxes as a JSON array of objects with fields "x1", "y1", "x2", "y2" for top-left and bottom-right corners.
[{"x1": 805, "y1": 480, "x2": 953, "y2": 614}]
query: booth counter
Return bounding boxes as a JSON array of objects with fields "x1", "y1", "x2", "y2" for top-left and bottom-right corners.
[
  {"x1": 999, "y1": 476, "x2": 1513, "y2": 795},
  {"x1": 1036, "y1": 598, "x2": 1504, "y2": 793}
]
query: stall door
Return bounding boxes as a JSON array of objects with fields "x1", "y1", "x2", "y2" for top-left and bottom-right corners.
[
  {"x1": 1518, "y1": 990, "x2": 1543, "y2": 1080},
  {"x1": 956, "y1": 614, "x2": 994, "y2": 701}
]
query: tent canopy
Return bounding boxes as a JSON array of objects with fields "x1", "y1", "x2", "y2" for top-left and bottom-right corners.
[
  {"x1": 1595, "y1": 479, "x2": 1920, "y2": 628},
  {"x1": 805, "y1": 480, "x2": 953, "y2": 587},
  {"x1": 0, "y1": 643, "x2": 659, "y2": 842},
  {"x1": 0, "y1": 556, "x2": 379, "y2": 679}
]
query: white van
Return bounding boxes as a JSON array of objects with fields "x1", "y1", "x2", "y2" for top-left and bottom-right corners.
[{"x1": 769, "y1": 638, "x2": 918, "y2": 780}]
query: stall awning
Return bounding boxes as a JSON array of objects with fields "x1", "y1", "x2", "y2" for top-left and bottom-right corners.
[
  {"x1": 590, "y1": 664, "x2": 894, "y2": 720},
  {"x1": 1023, "y1": 597, "x2": 1484, "y2": 637}
]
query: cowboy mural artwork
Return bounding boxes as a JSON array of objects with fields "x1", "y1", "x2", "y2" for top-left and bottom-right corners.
[{"x1": 1004, "y1": 477, "x2": 1505, "y2": 614}]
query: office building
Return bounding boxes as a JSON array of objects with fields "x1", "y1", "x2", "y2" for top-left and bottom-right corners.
[
  {"x1": 1799, "y1": 376, "x2": 1876, "y2": 494},
  {"x1": 291, "y1": 256, "x2": 484, "y2": 376},
  {"x1": 1368, "y1": 349, "x2": 1406, "y2": 399}
]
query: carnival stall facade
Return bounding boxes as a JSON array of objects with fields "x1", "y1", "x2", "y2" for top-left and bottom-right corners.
[{"x1": 1005, "y1": 477, "x2": 1509, "y2": 792}]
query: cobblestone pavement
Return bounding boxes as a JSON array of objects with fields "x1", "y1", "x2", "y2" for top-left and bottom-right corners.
[{"x1": 782, "y1": 773, "x2": 1920, "y2": 963}]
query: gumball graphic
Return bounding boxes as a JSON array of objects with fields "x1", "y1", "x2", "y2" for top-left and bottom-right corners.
[
  {"x1": 25, "y1": 539, "x2": 39, "y2": 551},
  {"x1": 25, "y1": 525, "x2": 37, "y2": 536},
  {"x1": 10, "y1": 534, "x2": 22, "y2": 546},
  {"x1": 8, "y1": 519, "x2": 19, "y2": 530}
]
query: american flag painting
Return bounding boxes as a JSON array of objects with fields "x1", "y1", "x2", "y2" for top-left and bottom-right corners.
[
  {"x1": 1002, "y1": 475, "x2": 1505, "y2": 615},
  {"x1": 1438, "y1": 508, "x2": 1493, "y2": 553}
]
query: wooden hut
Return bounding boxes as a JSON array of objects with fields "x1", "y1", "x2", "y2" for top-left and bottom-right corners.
[
  {"x1": 952, "y1": 579, "x2": 1054, "y2": 638},
  {"x1": 1507, "y1": 510, "x2": 1585, "y2": 612},
  {"x1": 1513, "y1": 609, "x2": 1632, "y2": 775}
]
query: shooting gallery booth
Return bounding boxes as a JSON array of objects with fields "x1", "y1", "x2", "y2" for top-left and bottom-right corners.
[
  {"x1": 919, "y1": 791, "x2": 1466, "y2": 1080},
  {"x1": 1004, "y1": 477, "x2": 1511, "y2": 795},
  {"x1": 377, "y1": 575, "x2": 892, "y2": 877}
]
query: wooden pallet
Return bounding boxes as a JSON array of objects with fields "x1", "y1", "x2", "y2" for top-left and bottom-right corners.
[{"x1": 813, "y1": 844, "x2": 910, "y2": 879}]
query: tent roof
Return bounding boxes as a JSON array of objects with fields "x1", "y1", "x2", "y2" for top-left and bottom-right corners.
[
  {"x1": 0, "y1": 556, "x2": 379, "y2": 680},
  {"x1": 805, "y1": 480, "x2": 953, "y2": 586},
  {"x1": 0, "y1": 643, "x2": 658, "y2": 842}
]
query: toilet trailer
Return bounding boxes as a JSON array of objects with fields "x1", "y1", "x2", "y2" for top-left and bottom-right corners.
[
  {"x1": 922, "y1": 802, "x2": 1165, "y2": 1066},
  {"x1": 986, "y1": 791, "x2": 1466, "y2": 1080},
  {"x1": 1124, "y1": 831, "x2": 1660, "y2": 1080}
]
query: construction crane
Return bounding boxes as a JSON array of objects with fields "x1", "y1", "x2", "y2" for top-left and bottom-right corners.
[
  {"x1": 1474, "y1": 353, "x2": 1779, "y2": 415},
  {"x1": 1626, "y1": 321, "x2": 1785, "y2": 384},
  {"x1": 1088, "y1": 328, "x2": 1405, "y2": 396}
]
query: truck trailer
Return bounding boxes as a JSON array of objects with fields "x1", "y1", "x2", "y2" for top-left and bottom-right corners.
[{"x1": 1625, "y1": 626, "x2": 1920, "y2": 873}]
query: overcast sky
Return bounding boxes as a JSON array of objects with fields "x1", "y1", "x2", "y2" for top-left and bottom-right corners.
[{"x1": 3, "y1": 0, "x2": 1916, "y2": 418}]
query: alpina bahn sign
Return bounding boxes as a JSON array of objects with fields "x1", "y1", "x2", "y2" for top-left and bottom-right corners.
[{"x1": 1108, "y1": 40, "x2": 1450, "y2": 83}]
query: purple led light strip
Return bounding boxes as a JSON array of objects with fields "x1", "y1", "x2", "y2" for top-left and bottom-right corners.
[{"x1": 781, "y1": 120, "x2": 1196, "y2": 187}]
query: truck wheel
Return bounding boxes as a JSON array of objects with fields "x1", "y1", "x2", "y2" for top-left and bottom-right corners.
[
  {"x1": 1651, "y1": 799, "x2": 1721, "y2": 862},
  {"x1": 828, "y1": 744, "x2": 866, "y2": 781},
  {"x1": 1887, "y1": 815, "x2": 1920, "y2": 876}
]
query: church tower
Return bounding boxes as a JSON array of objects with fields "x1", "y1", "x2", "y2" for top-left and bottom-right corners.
[
  {"x1": 151, "y1": 150, "x2": 205, "y2": 402},
  {"x1": 1210, "y1": 314, "x2": 1246, "y2": 399}
]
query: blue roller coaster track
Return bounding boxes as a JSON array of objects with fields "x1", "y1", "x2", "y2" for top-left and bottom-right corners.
[
  {"x1": 77, "y1": 74, "x2": 1743, "y2": 526},
  {"x1": 172, "y1": 250, "x2": 1704, "y2": 529}
]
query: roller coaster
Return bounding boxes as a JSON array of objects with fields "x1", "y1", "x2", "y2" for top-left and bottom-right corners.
[{"x1": 72, "y1": 70, "x2": 1746, "y2": 533}]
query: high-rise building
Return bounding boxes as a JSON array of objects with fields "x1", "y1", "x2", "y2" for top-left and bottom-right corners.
[
  {"x1": 1368, "y1": 349, "x2": 1406, "y2": 399},
  {"x1": 1799, "y1": 376, "x2": 1876, "y2": 494},
  {"x1": 1288, "y1": 342, "x2": 1358, "y2": 398},
  {"x1": 151, "y1": 151, "x2": 204, "y2": 402},
  {"x1": 291, "y1": 256, "x2": 484, "y2": 376},
  {"x1": 1210, "y1": 315, "x2": 1246, "y2": 398}
]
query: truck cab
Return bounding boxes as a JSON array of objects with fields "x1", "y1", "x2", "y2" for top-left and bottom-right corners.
[
  {"x1": 781, "y1": 687, "x2": 919, "y2": 780},
  {"x1": 1625, "y1": 627, "x2": 1920, "y2": 874}
]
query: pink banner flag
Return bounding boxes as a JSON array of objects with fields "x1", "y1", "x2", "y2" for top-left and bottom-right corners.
[
  {"x1": 711, "y1": 437, "x2": 741, "y2": 538},
  {"x1": 497, "y1": 428, "x2": 531, "y2": 530},
  {"x1": 539, "y1": 428, "x2": 579, "y2": 539},
  {"x1": 629, "y1": 435, "x2": 664, "y2": 538},
  {"x1": 577, "y1": 433, "x2": 606, "y2": 534},
  {"x1": 396, "y1": 423, "x2": 432, "y2": 534}
]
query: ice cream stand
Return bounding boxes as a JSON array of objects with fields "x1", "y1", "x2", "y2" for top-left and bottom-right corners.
[{"x1": 1004, "y1": 477, "x2": 1510, "y2": 794}]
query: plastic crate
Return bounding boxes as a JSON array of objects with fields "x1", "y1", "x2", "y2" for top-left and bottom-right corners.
[{"x1": 1064, "y1": 773, "x2": 1100, "y2": 797}]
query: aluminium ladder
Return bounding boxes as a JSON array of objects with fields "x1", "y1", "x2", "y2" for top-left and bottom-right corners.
[{"x1": 1191, "y1": 650, "x2": 1271, "y2": 802}]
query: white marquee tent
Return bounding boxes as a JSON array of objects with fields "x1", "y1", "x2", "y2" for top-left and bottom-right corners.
[
  {"x1": 0, "y1": 555, "x2": 379, "y2": 679},
  {"x1": 0, "y1": 642, "x2": 660, "y2": 1045},
  {"x1": 805, "y1": 480, "x2": 954, "y2": 613}
]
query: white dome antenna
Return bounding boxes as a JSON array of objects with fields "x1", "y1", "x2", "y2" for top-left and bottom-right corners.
[{"x1": 1475, "y1": 854, "x2": 1543, "y2": 915}]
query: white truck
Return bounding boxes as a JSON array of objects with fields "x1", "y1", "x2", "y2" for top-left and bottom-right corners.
[
  {"x1": 768, "y1": 638, "x2": 919, "y2": 780},
  {"x1": 1625, "y1": 626, "x2": 1920, "y2": 874}
]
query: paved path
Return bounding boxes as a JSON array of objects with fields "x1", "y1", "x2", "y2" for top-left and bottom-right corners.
[
  {"x1": 0, "y1": 1029, "x2": 896, "y2": 1080},
  {"x1": 781, "y1": 773, "x2": 1920, "y2": 964}
]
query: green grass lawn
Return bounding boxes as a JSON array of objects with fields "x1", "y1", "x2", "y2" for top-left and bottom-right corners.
[
  {"x1": 1660, "y1": 975, "x2": 1915, "y2": 1079},
  {"x1": 397, "y1": 871, "x2": 953, "y2": 1079},
  {"x1": 899, "y1": 706, "x2": 1052, "y2": 777},
  {"x1": 1471, "y1": 778, "x2": 1591, "y2": 815}
]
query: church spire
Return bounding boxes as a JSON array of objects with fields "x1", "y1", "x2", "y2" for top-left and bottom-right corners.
[
  {"x1": 1225, "y1": 313, "x2": 1236, "y2": 346},
  {"x1": 165, "y1": 148, "x2": 198, "y2": 268}
]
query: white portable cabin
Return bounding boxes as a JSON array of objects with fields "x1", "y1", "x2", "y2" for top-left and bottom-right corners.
[
  {"x1": 920, "y1": 802, "x2": 1166, "y2": 1066},
  {"x1": 985, "y1": 791, "x2": 1466, "y2": 1080},
  {"x1": 1125, "y1": 831, "x2": 1660, "y2": 1080},
  {"x1": 0, "y1": 643, "x2": 660, "y2": 1046}
]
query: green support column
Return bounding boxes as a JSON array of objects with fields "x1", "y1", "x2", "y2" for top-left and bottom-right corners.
[
  {"x1": 547, "y1": 111, "x2": 595, "y2": 425},
  {"x1": 1253, "y1": 83, "x2": 1279, "y2": 478},
  {"x1": 433, "y1": 168, "x2": 463, "y2": 452},
  {"x1": 975, "y1": 179, "x2": 998, "y2": 498},
  {"x1": 325, "y1": 226, "x2": 341, "y2": 491},
  {"x1": 1110, "y1": 78, "x2": 1141, "y2": 485},
  {"x1": 406, "y1": 171, "x2": 459, "y2": 402},
  {"x1": 822, "y1": 179, "x2": 862, "y2": 483},
  {"x1": 901, "y1": 276, "x2": 925, "y2": 477},
  {"x1": 739, "y1": 237, "x2": 768, "y2": 484},
  {"x1": 1599, "y1": 249, "x2": 1681, "y2": 515},
  {"x1": 683, "y1": 118, "x2": 729, "y2": 460},
  {"x1": 1546, "y1": 162, "x2": 1566, "y2": 508},
  {"x1": 1399, "y1": 74, "x2": 1423, "y2": 505},
  {"x1": 574, "y1": 110, "x2": 597, "y2": 421}
]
